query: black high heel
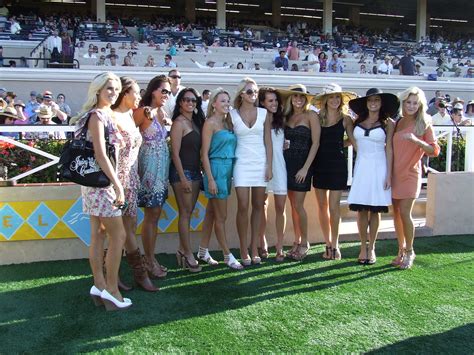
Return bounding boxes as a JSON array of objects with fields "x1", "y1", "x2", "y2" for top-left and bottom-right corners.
[{"x1": 177, "y1": 250, "x2": 202, "y2": 273}]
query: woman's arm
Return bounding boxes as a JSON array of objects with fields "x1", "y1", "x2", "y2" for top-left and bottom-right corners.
[
  {"x1": 404, "y1": 125, "x2": 440, "y2": 157},
  {"x1": 295, "y1": 112, "x2": 321, "y2": 183},
  {"x1": 88, "y1": 114, "x2": 124, "y2": 205},
  {"x1": 384, "y1": 119, "x2": 395, "y2": 189},
  {"x1": 170, "y1": 118, "x2": 191, "y2": 192},
  {"x1": 200, "y1": 120, "x2": 217, "y2": 195},
  {"x1": 263, "y1": 111, "x2": 273, "y2": 181},
  {"x1": 343, "y1": 115, "x2": 357, "y2": 151}
]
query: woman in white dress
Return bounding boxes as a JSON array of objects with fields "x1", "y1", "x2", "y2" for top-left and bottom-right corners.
[
  {"x1": 347, "y1": 88, "x2": 398, "y2": 265},
  {"x1": 230, "y1": 77, "x2": 273, "y2": 265},
  {"x1": 257, "y1": 87, "x2": 287, "y2": 262}
]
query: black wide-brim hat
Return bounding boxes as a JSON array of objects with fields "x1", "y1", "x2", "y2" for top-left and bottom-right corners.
[{"x1": 349, "y1": 88, "x2": 400, "y2": 117}]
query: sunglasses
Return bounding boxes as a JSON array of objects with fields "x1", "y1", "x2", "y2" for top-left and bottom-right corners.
[
  {"x1": 169, "y1": 75, "x2": 181, "y2": 79},
  {"x1": 161, "y1": 89, "x2": 171, "y2": 95},
  {"x1": 182, "y1": 97, "x2": 197, "y2": 104},
  {"x1": 244, "y1": 89, "x2": 258, "y2": 96}
]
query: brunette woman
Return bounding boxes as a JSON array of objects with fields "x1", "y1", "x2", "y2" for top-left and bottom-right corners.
[
  {"x1": 170, "y1": 88, "x2": 205, "y2": 272},
  {"x1": 197, "y1": 88, "x2": 243, "y2": 270},
  {"x1": 112, "y1": 76, "x2": 158, "y2": 291},
  {"x1": 257, "y1": 87, "x2": 287, "y2": 261},
  {"x1": 230, "y1": 77, "x2": 273, "y2": 265},
  {"x1": 72, "y1": 72, "x2": 132, "y2": 310},
  {"x1": 313, "y1": 83, "x2": 356, "y2": 260},
  {"x1": 391, "y1": 87, "x2": 440, "y2": 269},
  {"x1": 347, "y1": 88, "x2": 399, "y2": 265},
  {"x1": 133, "y1": 75, "x2": 171, "y2": 279},
  {"x1": 278, "y1": 84, "x2": 320, "y2": 261}
]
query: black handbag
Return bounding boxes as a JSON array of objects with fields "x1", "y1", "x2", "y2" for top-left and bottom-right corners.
[{"x1": 58, "y1": 115, "x2": 116, "y2": 187}]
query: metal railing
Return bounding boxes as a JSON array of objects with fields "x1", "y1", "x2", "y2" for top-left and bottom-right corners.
[{"x1": 0, "y1": 125, "x2": 472, "y2": 183}]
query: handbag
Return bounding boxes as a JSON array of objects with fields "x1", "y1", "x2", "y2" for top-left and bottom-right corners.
[{"x1": 58, "y1": 114, "x2": 116, "y2": 187}]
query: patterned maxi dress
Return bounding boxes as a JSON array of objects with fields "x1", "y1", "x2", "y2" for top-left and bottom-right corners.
[{"x1": 137, "y1": 116, "x2": 170, "y2": 208}]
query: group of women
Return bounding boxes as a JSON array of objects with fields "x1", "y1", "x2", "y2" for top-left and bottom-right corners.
[{"x1": 75, "y1": 72, "x2": 439, "y2": 311}]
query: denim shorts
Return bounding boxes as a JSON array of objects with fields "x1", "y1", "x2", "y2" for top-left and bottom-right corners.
[{"x1": 169, "y1": 165, "x2": 202, "y2": 184}]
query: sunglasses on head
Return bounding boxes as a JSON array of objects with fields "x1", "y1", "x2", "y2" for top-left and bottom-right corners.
[
  {"x1": 169, "y1": 75, "x2": 181, "y2": 79},
  {"x1": 160, "y1": 88, "x2": 171, "y2": 95},
  {"x1": 182, "y1": 97, "x2": 197, "y2": 104},
  {"x1": 244, "y1": 89, "x2": 258, "y2": 96}
]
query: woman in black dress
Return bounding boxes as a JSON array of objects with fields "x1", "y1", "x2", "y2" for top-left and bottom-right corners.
[
  {"x1": 313, "y1": 83, "x2": 356, "y2": 260},
  {"x1": 278, "y1": 84, "x2": 320, "y2": 261}
]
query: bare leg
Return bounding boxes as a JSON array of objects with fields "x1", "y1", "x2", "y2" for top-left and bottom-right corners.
[
  {"x1": 367, "y1": 211, "x2": 381, "y2": 262},
  {"x1": 274, "y1": 194, "x2": 287, "y2": 254},
  {"x1": 287, "y1": 190, "x2": 302, "y2": 256},
  {"x1": 398, "y1": 198, "x2": 416, "y2": 251},
  {"x1": 123, "y1": 214, "x2": 139, "y2": 253},
  {"x1": 235, "y1": 187, "x2": 250, "y2": 260},
  {"x1": 392, "y1": 198, "x2": 407, "y2": 256},
  {"x1": 199, "y1": 202, "x2": 215, "y2": 249},
  {"x1": 141, "y1": 206, "x2": 162, "y2": 260},
  {"x1": 89, "y1": 216, "x2": 107, "y2": 290},
  {"x1": 100, "y1": 216, "x2": 126, "y2": 301},
  {"x1": 210, "y1": 198, "x2": 231, "y2": 255},
  {"x1": 357, "y1": 210, "x2": 369, "y2": 261},
  {"x1": 328, "y1": 190, "x2": 343, "y2": 251},
  {"x1": 250, "y1": 187, "x2": 266, "y2": 260},
  {"x1": 258, "y1": 195, "x2": 269, "y2": 254},
  {"x1": 315, "y1": 189, "x2": 331, "y2": 247},
  {"x1": 172, "y1": 181, "x2": 201, "y2": 264}
]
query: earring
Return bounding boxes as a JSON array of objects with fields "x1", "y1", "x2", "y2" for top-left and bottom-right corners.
[{"x1": 194, "y1": 108, "x2": 198, "y2": 114}]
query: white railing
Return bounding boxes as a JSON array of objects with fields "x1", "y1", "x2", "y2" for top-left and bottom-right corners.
[{"x1": 0, "y1": 125, "x2": 473, "y2": 183}]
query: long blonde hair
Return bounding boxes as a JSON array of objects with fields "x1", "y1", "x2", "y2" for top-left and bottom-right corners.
[
  {"x1": 233, "y1": 77, "x2": 257, "y2": 109},
  {"x1": 282, "y1": 94, "x2": 311, "y2": 119},
  {"x1": 317, "y1": 93, "x2": 348, "y2": 126},
  {"x1": 207, "y1": 87, "x2": 232, "y2": 129},
  {"x1": 71, "y1": 72, "x2": 121, "y2": 124},
  {"x1": 398, "y1": 86, "x2": 430, "y2": 136}
]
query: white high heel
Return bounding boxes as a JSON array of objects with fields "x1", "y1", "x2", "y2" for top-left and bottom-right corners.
[
  {"x1": 100, "y1": 289, "x2": 132, "y2": 311},
  {"x1": 90, "y1": 285, "x2": 103, "y2": 307},
  {"x1": 224, "y1": 253, "x2": 243, "y2": 270},
  {"x1": 197, "y1": 247, "x2": 219, "y2": 266}
]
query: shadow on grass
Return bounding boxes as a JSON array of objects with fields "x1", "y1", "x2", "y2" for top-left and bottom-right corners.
[
  {"x1": 0, "y1": 235, "x2": 473, "y2": 352},
  {"x1": 367, "y1": 323, "x2": 474, "y2": 354}
]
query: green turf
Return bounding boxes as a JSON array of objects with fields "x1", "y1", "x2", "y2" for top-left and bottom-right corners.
[{"x1": 1, "y1": 235, "x2": 473, "y2": 353}]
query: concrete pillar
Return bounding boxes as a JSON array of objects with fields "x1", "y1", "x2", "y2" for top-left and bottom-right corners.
[
  {"x1": 91, "y1": 0, "x2": 106, "y2": 22},
  {"x1": 349, "y1": 6, "x2": 360, "y2": 27},
  {"x1": 217, "y1": 0, "x2": 226, "y2": 30},
  {"x1": 416, "y1": 0, "x2": 427, "y2": 41},
  {"x1": 272, "y1": 0, "x2": 281, "y2": 28},
  {"x1": 323, "y1": 0, "x2": 333, "y2": 36},
  {"x1": 185, "y1": 0, "x2": 196, "y2": 23}
]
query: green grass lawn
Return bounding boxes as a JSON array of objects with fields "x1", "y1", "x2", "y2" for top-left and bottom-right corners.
[{"x1": 1, "y1": 235, "x2": 473, "y2": 353}]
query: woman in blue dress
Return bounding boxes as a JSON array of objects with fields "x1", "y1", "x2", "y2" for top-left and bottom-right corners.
[
  {"x1": 197, "y1": 88, "x2": 243, "y2": 270},
  {"x1": 133, "y1": 75, "x2": 171, "y2": 280}
]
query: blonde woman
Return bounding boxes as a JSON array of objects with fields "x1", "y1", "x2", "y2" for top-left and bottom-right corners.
[
  {"x1": 72, "y1": 72, "x2": 132, "y2": 310},
  {"x1": 313, "y1": 83, "x2": 356, "y2": 260},
  {"x1": 392, "y1": 87, "x2": 440, "y2": 269},
  {"x1": 230, "y1": 77, "x2": 273, "y2": 265},
  {"x1": 197, "y1": 88, "x2": 243, "y2": 270},
  {"x1": 278, "y1": 84, "x2": 320, "y2": 261}
]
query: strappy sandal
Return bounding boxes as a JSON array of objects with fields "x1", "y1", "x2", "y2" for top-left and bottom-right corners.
[
  {"x1": 331, "y1": 247, "x2": 342, "y2": 260},
  {"x1": 292, "y1": 243, "x2": 310, "y2": 261},
  {"x1": 322, "y1": 245, "x2": 332, "y2": 260},
  {"x1": 366, "y1": 248, "x2": 376, "y2": 265},
  {"x1": 275, "y1": 250, "x2": 285, "y2": 263},
  {"x1": 400, "y1": 249, "x2": 415, "y2": 270},
  {"x1": 258, "y1": 247, "x2": 269, "y2": 259},
  {"x1": 177, "y1": 250, "x2": 202, "y2": 273},
  {"x1": 197, "y1": 247, "x2": 219, "y2": 266},
  {"x1": 357, "y1": 244, "x2": 368, "y2": 264},
  {"x1": 391, "y1": 248, "x2": 406, "y2": 267},
  {"x1": 286, "y1": 242, "x2": 300, "y2": 259},
  {"x1": 224, "y1": 253, "x2": 244, "y2": 270},
  {"x1": 251, "y1": 255, "x2": 262, "y2": 265},
  {"x1": 144, "y1": 256, "x2": 168, "y2": 279}
]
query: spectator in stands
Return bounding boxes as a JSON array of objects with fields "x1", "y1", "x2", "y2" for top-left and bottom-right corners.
[
  {"x1": 431, "y1": 101, "x2": 451, "y2": 125},
  {"x1": 465, "y1": 100, "x2": 474, "y2": 119},
  {"x1": 452, "y1": 97, "x2": 465, "y2": 110},
  {"x1": 162, "y1": 54, "x2": 177, "y2": 68},
  {"x1": 451, "y1": 104, "x2": 471, "y2": 126},
  {"x1": 9, "y1": 16, "x2": 21, "y2": 34},
  {"x1": 291, "y1": 63, "x2": 299, "y2": 72},
  {"x1": 358, "y1": 64, "x2": 368, "y2": 74},
  {"x1": 378, "y1": 56, "x2": 393, "y2": 75},
  {"x1": 236, "y1": 62, "x2": 244, "y2": 69},
  {"x1": 83, "y1": 47, "x2": 97, "y2": 59},
  {"x1": 306, "y1": 47, "x2": 320, "y2": 72},
  {"x1": 274, "y1": 50, "x2": 289, "y2": 71},
  {"x1": 56, "y1": 93, "x2": 71, "y2": 117},
  {"x1": 327, "y1": 52, "x2": 343, "y2": 73},
  {"x1": 97, "y1": 55, "x2": 106, "y2": 66},
  {"x1": 429, "y1": 90, "x2": 442, "y2": 105},
  {"x1": 184, "y1": 44, "x2": 196, "y2": 52},
  {"x1": 399, "y1": 48, "x2": 416, "y2": 76},
  {"x1": 287, "y1": 40, "x2": 300, "y2": 60},
  {"x1": 108, "y1": 55, "x2": 118, "y2": 67},
  {"x1": 24, "y1": 91, "x2": 40, "y2": 122},
  {"x1": 163, "y1": 69, "x2": 185, "y2": 119},
  {"x1": 42, "y1": 91, "x2": 67, "y2": 124},
  {"x1": 13, "y1": 100, "x2": 27, "y2": 121},
  {"x1": 46, "y1": 30, "x2": 62, "y2": 62},
  {"x1": 145, "y1": 55, "x2": 155, "y2": 67},
  {"x1": 201, "y1": 89, "x2": 210, "y2": 114},
  {"x1": 61, "y1": 32, "x2": 73, "y2": 62},
  {"x1": 0, "y1": 107, "x2": 23, "y2": 139},
  {"x1": 254, "y1": 63, "x2": 261, "y2": 71},
  {"x1": 28, "y1": 105, "x2": 65, "y2": 140},
  {"x1": 4, "y1": 91, "x2": 16, "y2": 107},
  {"x1": 122, "y1": 55, "x2": 134, "y2": 67},
  {"x1": 465, "y1": 68, "x2": 474, "y2": 78}
]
